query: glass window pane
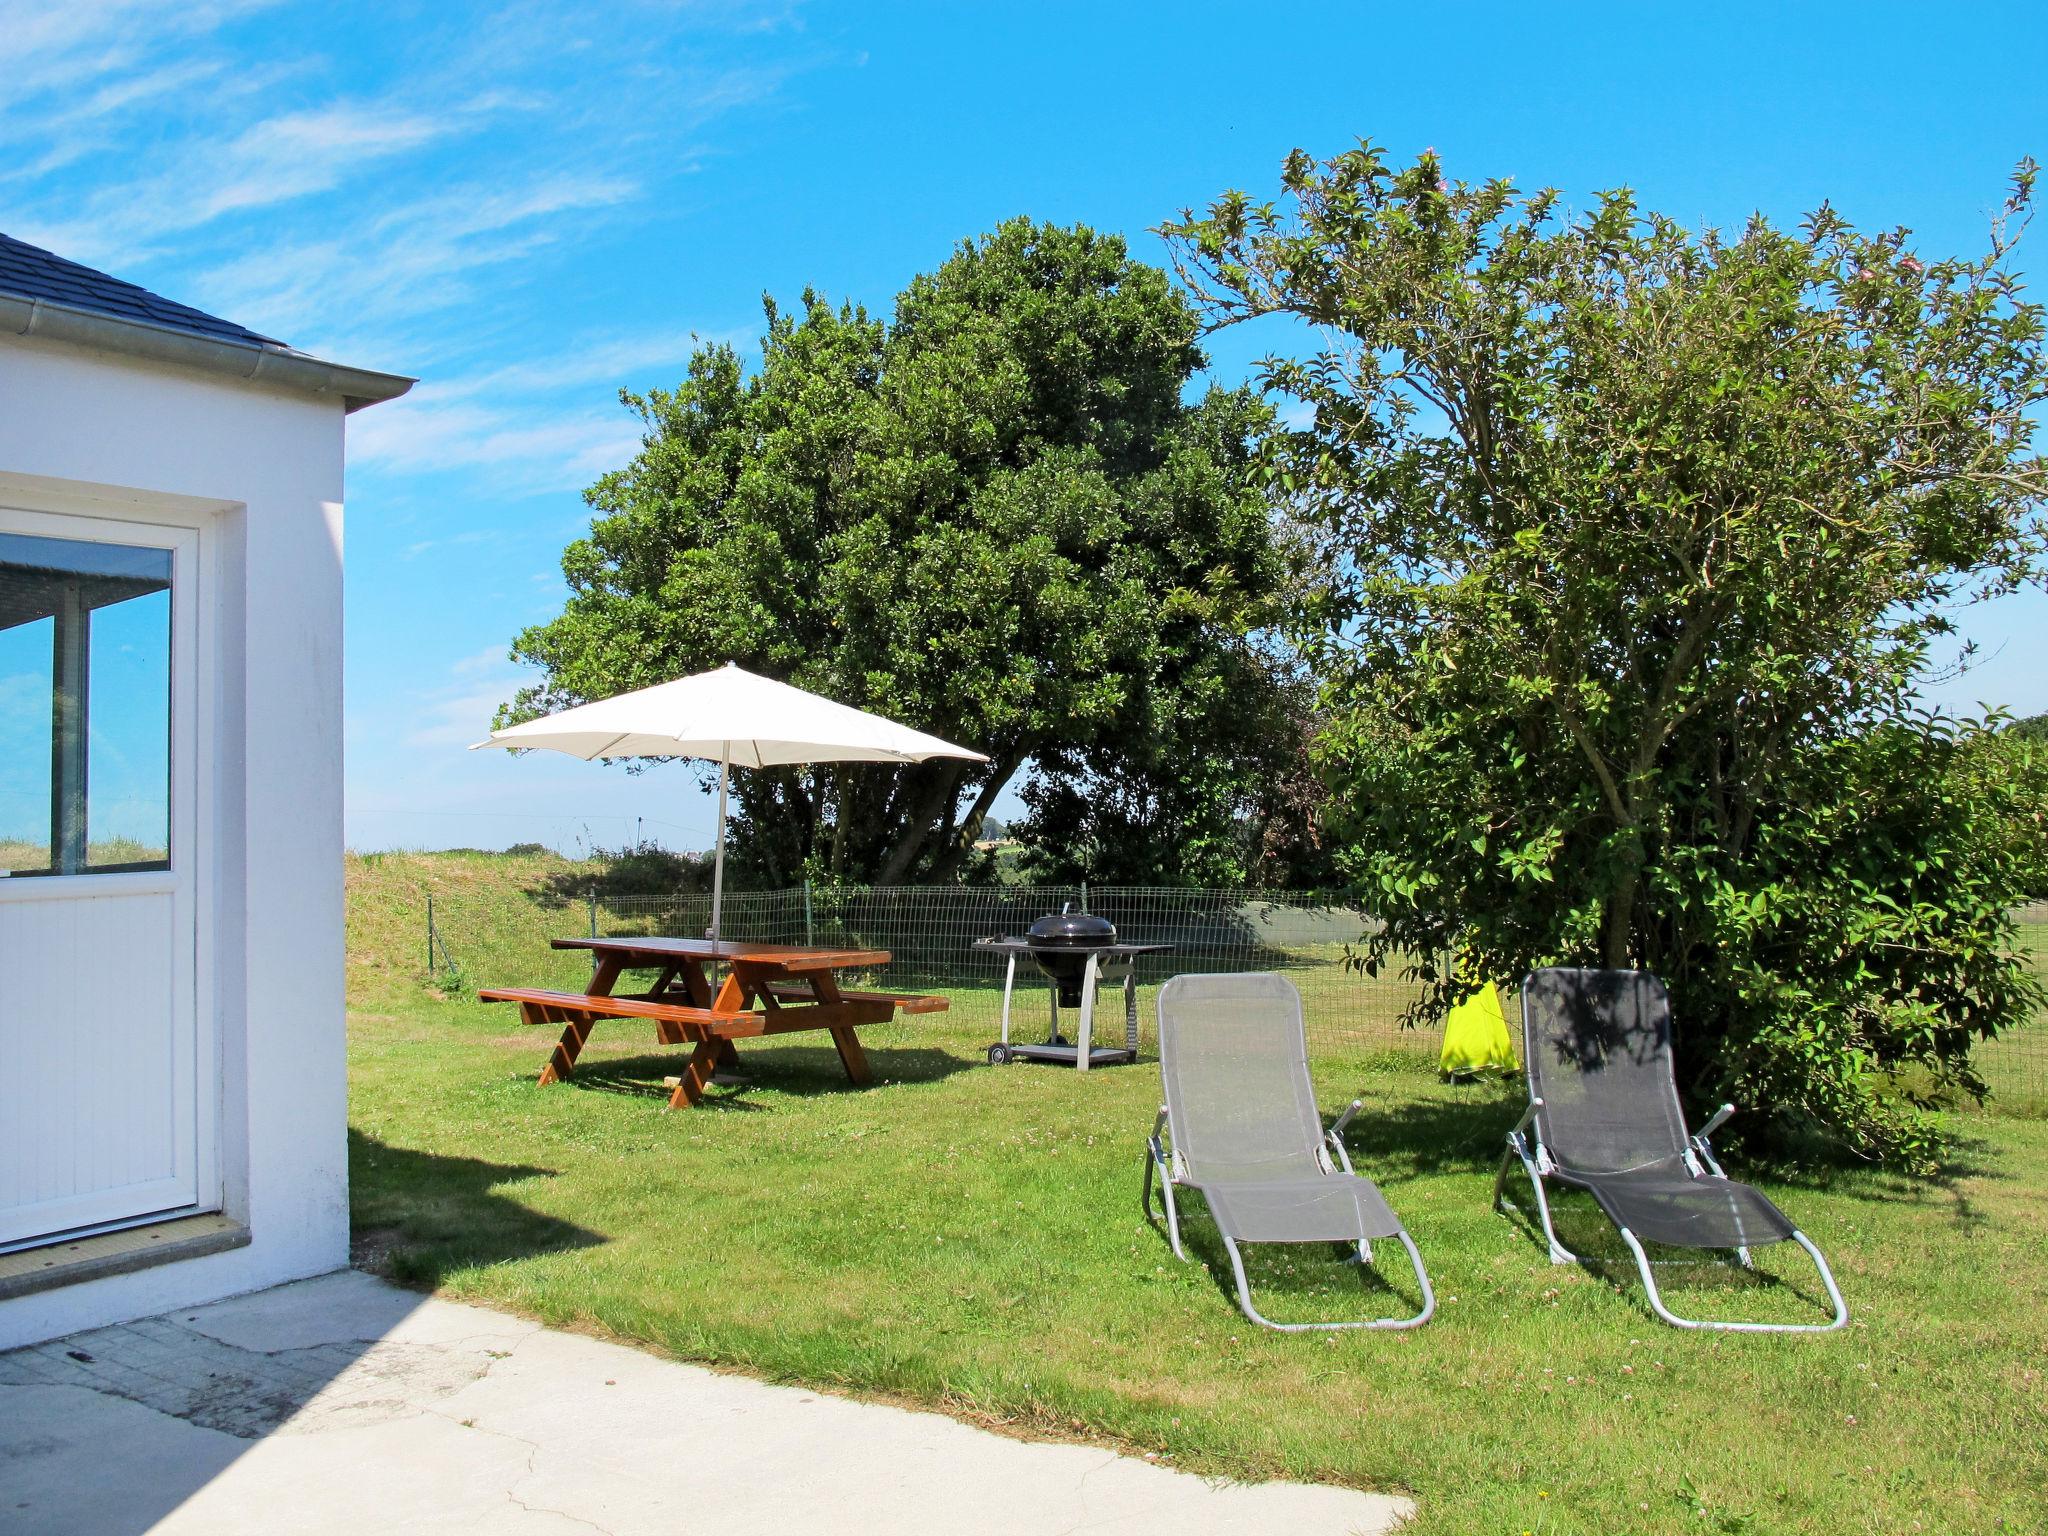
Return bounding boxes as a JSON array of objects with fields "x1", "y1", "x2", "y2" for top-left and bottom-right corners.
[
  {"x1": 0, "y1": 531, "x2": 172, "y2": 877},
  {"x1": 87, "y1": 589, "x2": 171, "y2": 868},
  {"x1": 0, "y1": 614, "x2": 54, "y2": 874}
]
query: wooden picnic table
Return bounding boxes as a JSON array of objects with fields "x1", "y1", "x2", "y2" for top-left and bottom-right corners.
[{"x1": 478, "y1": 936, "x2": 946, "y2": 1110}]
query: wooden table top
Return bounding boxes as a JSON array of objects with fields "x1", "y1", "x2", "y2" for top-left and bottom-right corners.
[{"x1": 552, "y1": 935, "x2": 892, "y2": 971}]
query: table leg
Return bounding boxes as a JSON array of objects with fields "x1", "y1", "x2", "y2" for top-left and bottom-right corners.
[
  {"x1": 644, "y1": 965, "x2": 681, "y2": 1044},
  {"x1": 827, "y1": 1025, "x2": 872, "y2": 1086},
  {"x1": 665, "y1": 1034, "x2": 724, "y2": 1110},
  {"x1": 786, "y1": 967, "x2": 874, "y2": 1084},
  {"x1": 706, "y1": 968, "x2": 753, "y2": 1073},
  {"x1": 677, "y1": 960, "x2": 714, "y2": 1008},
  {"x1": 540, "y1": 956, "x2": 625, "y2": 1081},
  {"x1": 535, "y1": 1003, "x2": 596, "y2": 1086}
]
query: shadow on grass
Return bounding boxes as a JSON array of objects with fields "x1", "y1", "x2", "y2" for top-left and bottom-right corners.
[
  {"x1": 1334, "y1": 1087, "x2": 1525, "y2": 1176},
  {"x1": 1490, "y1": 1162, "x2": 1851, "y2": 1324},
  {"x1": 348, "y1": 1129, "x2": 604, "y2": 1286},
  {"x1": 1179, "y1": 1088, "x2": 1888, "y2": 1326},
  {"x1": 1335, "y1": 1083, "x2": 1997, "y2": 1204},
  {"x1": 1149, "y1": 1195, "x2": 1428, "y2": 1329},
  {"x1": 1138, "y1": 1148, "x2": 1430, "y2": 1326},
  {"x1": 557, "y1": 1042, "x2": 980, "y2": 1107}
]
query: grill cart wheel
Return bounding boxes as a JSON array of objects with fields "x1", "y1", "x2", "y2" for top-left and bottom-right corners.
[{"x1": 986, "y1": 1043, "x2": 1012, "y2": 1065}]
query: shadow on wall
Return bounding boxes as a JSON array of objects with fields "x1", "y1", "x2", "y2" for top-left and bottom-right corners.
[{"x1": 348, "y1": 1130, "x2": 604, "y2": 1286}]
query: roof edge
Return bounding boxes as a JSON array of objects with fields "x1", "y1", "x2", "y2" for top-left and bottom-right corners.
[{"x1": 0, "y1": 291, "x2": 414, "y2": 413}]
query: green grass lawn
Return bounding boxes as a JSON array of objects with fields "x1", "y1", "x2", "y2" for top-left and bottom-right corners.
[{"x1": 347, "y1": 854, "x2": 2048, "y2": 1533}]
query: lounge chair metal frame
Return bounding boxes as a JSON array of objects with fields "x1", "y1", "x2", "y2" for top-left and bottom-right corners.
[
  {"x1": 1142, "y1": 972, "x2": 1434, "y2": 1332},
  {"x1": 1494, "y1": 968, "x2": 1848, "y2": 1333}
]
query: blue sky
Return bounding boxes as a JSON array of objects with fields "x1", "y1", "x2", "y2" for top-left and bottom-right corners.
[{"x1": 5, "y1": 0, "x2": 2045, "y2": 856}]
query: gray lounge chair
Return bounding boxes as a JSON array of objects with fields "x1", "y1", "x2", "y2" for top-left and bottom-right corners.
[
  {"x1": 1142, "y1": 972, "x2": 1434, "y2": 1331},
  {"x1": 1495, "y1": 967, "x2": 1849, "y2": 1333}
]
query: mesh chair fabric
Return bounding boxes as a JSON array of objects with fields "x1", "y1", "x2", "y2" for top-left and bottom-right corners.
[
  {"x1": 1158, "y1": 972, "x2": 1329, "y2": 1182},
  {"x1": 1522, "y1": 969, "x2": 1691, "y2": 1173},
  {"x1": 1200, "y1": 1175, "x2": 1405, "y2": 1243},
  {"x1": 1555, "y1": 1157, "x2": 1798, "y2": 1249},
  {"x1": 1519, "y1": 969, "x2": 1799, "y2": 1251},
  {"x1": 1157, "y1": 972, "x2": 1405, "y2": 1244}
]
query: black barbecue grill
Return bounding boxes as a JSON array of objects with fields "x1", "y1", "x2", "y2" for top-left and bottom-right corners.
[{"x1": 973, "y1": 906, "x2": 1173, "y2": 1069}]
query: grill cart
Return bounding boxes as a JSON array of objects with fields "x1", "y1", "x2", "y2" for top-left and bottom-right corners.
[{"x1": 974, "y1": 907, "x2": 1173, "y2": 1070}]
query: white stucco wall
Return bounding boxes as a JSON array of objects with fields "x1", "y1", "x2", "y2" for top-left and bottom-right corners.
[{"x1": 0, "y1": 331, "x2": 351, "y2": 1348}]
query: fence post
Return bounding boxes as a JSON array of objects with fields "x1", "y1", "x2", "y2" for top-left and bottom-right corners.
[
  {"x1": 803, "y1": 879, "x2": 815, "y2": 947},
  {"x1": 588, "y1": 883, "x2": 600, "y2": 978},
  {"x1": 426, "y1": 892, "x2": 435, "y2": 974},
  {"x1": 1080, "y1": 880, "x2": 1089, "y2": 913}
]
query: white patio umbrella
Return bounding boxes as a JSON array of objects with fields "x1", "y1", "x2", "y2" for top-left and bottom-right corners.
[{"x1": 471, "y1": 662, "x2": 987, "y2": 938}]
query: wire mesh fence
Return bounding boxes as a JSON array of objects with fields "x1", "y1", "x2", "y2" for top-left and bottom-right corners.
[
  {"x1": 2005, "y1": 903, "x2": 2048, "y2": 1110},
  {"x1": 415, "y1": 880, "x2": 2048, "y2": 1110}
]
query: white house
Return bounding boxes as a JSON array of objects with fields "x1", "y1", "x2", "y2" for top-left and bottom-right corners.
[{"x1": 0, "y1": 233, "x2": 410, "y2": 1347}]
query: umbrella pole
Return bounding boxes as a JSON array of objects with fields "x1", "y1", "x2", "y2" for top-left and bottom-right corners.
[{"x1": 709, "y1": 747, "x2": 729, "y2": 941}]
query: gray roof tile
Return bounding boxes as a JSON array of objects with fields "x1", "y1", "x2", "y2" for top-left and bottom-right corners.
[{"x1": 0, "y1": 231, "x2": 286, "y2": 350}]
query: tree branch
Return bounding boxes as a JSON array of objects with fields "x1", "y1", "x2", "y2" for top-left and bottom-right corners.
[{"x1": 928, "y1": 757, "x2": 1021, "y2": 883}]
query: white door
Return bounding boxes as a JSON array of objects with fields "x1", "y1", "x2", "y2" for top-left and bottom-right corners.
[{"x1": 0, "y1": 505, "x2": 205, "y2": 1249}]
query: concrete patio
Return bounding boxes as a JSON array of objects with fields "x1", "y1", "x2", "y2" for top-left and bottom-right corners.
[{"x1": 0, "y1": 1269, "x2": 1412, "y2": 1534}]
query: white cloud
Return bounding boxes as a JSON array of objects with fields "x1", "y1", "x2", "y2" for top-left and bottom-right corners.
[
  {"x1": 406, "y1": 687, "x2": 511, "y2": 749},
  {"x1": 401, "y1": 649, "x2": 528, "y2": 749},
  {"x1": 402, "y1": 529, "x2": 499, "y2": 561},
  {"x1": 3, "y1": 0, "x2": 277, "y2": 90},
  {"x1": 451, "y1": 644, "x2": 513, "y2": 677},
  {"x1": 183, "y1": 171, "x2": 642, "y2": 350},
  {"x1": 448, "y1": 327, "x2": 750, "y2": 397},
  {"x1": 343, "y1": 325, "x2": 741, "y2": 491},
  {"x1": 10, "y1": 0, "x2": 827, "y2": 857},
  {"x1": 200, "y1": 103, "x2": 449, "y2": 220},
  {"x1": 3, "y1": 0, "x2": 798, "y2": 354},
  {"x1": 0, "y1": 2, "x2": 289, "y2": 196},
  {"x1": 347, "y1": 391, "x2": 644, "y2": 494},
  {"x1": 13, "y1": 94, "x2": 518, "y2": 277}
]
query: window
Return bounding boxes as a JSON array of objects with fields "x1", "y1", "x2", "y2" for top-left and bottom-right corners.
[{"x1": 0, "y1": 532, "x2": 172, "y2": 876}]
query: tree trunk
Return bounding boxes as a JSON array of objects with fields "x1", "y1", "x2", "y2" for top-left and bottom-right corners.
[
  {"x1": 828, "y1": 767, "x2": 849, "y2": 876},
  {"x1": 874, "y1": 762, "x2": 967, "y2": 884},
  {"x1": 1602, "y1": 832, "x2": 1643, "y2": 968},
  {"x1": 927, "y1": 758, "x2": 1019, "y2": 883}
]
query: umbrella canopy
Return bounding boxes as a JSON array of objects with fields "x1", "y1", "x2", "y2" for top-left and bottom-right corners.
[{"x1": 472, "y1": 663, "x2": 987, "y2": 936}]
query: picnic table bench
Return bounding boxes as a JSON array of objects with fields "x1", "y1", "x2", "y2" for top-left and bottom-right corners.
[{"x1": 479, "y1": 936, "x2": 947, "y2": 1110}]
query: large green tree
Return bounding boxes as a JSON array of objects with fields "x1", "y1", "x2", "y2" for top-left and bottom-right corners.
[
  {"x1": 1014, "y1": 657, "x2": 1337, "y2": 887},
  {"x1": 505, "y1": 219, "x2": 1305, "y2": 885},
  {"x1": 1164, "y1": 146, "x2": 2048, "y2": 1160}
]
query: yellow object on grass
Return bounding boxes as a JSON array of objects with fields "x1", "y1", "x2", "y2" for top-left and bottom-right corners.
[{"x1": 1440, "y1": 982, "x2": 1517, "y2": 1076}]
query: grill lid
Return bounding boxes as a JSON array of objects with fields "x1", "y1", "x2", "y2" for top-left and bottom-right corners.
[{"x1": 1026, "y1": 904, "x2": 1116, "y2": 948}]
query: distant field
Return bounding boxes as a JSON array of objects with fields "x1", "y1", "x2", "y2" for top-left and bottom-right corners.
[{"x1": 0, "y1": 836, "x2": 167, "y2": 873}]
